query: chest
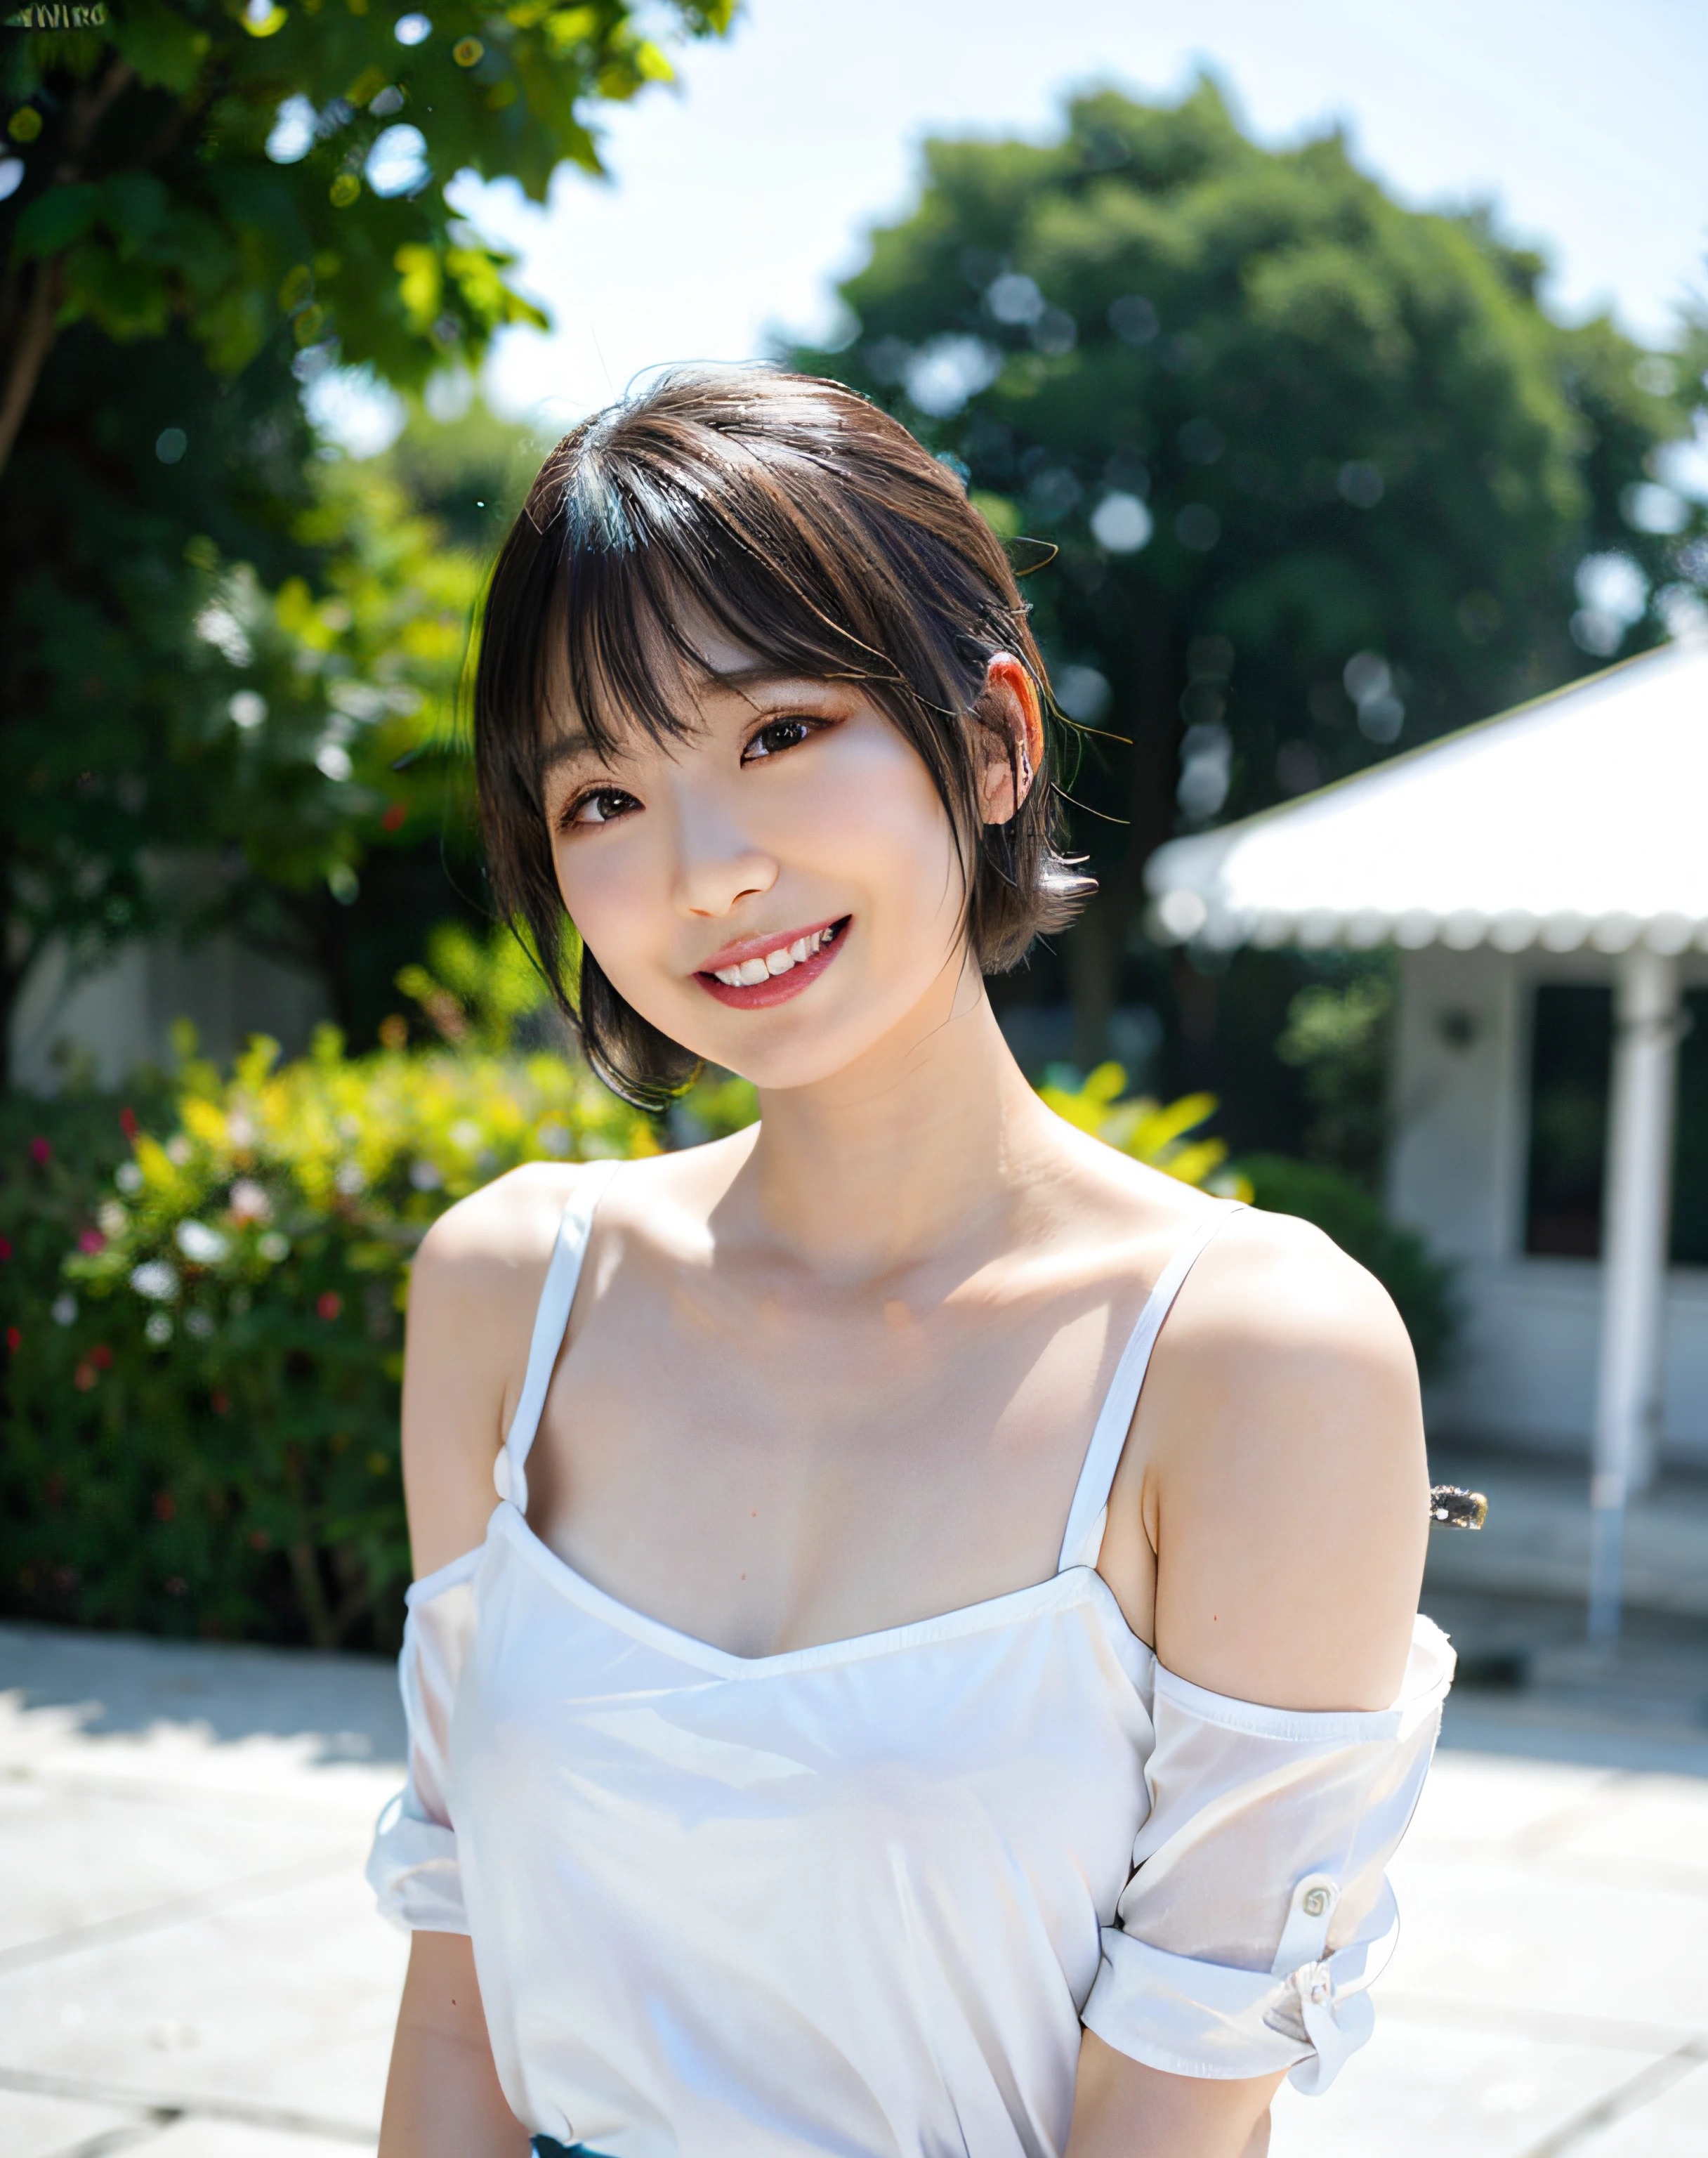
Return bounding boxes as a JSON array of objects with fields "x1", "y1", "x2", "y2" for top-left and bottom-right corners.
[{"x1": 522, "y1": 1267, "x2": 1138, "y2": 1659}]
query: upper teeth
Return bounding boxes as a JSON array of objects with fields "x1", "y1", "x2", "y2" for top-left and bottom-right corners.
[{"x1": 713, "y1": 926, "x2": 835, "y2": 987}]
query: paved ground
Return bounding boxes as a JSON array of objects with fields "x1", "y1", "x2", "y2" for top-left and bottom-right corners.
[{"x1": 4, "y1": 1562, "x2": 1707, "y2": 2157}]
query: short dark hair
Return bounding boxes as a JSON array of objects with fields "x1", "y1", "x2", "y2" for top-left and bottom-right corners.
[{"x1": 473, "y1": 367, "x2": 1090, "y2": 1109}]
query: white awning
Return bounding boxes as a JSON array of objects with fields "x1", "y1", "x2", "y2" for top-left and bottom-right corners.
[{"x1": 1145, "y1": 640, "x2": 1708, "y2": 954}]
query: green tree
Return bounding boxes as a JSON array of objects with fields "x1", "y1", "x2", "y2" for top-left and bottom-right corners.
[
  {"x1": 1, "y1": 0, "x2": 731, "y2": 464},
  {"x1": 0, "y1": 0, "x2": 733, "y2": 1075},
  {"x1": 792, "y1": 80, "x2": 1708, "y2": 1057}
]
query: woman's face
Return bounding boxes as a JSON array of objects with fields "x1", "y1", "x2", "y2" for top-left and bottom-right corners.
[{"x1": 541, "y1": 625, "x2": 983, "y2": 1092}]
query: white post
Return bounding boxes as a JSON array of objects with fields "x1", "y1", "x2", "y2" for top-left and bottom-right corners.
[{"x1": 1587, "y1": 946, "x2": 1681, "y2": 1643}]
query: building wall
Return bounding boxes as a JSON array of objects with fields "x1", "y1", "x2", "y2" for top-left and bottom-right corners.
[
  {"x1": 1388, "y1": 943, "x2": 1708, "y2": 1463},
  {"x1": 11, "y1": 934, "x2": 329, "y2": 1094}
]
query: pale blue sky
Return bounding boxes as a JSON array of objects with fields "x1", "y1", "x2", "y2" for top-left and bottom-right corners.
[{"x1": 449, "y1": 0, "x2": 1707, "y2": 431}]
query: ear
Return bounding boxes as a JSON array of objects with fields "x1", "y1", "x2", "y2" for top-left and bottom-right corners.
[{"x1": 977, "y1": 653, "x2": 1046, "y2": 826}]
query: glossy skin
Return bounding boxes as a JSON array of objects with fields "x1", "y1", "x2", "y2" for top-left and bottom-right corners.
[{"x1": 378, "y1": 643, "x2": 1429, "y2": 2158}]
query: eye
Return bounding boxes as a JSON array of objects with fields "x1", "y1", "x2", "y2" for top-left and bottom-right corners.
[
  {"x1": 562, "y1": 785, "x2": 640, "y2": 830},
  {"x1": 742, "y1": 715, "x2": 819, "y2": 762}
]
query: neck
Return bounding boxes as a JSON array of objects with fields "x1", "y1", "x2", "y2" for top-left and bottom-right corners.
[{"x1": 740, "y1": 958, "x2": 1053, "y2": 1280}]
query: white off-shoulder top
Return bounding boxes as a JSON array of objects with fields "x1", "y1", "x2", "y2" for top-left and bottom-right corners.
[{"x1": 369, "y1": 1162, "x2": 1453, "y2": 2157}]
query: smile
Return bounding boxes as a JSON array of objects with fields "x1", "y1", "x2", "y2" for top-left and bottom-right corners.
[{"x1": 696, "y1": 918, "x2": 849, "y2": 1009}]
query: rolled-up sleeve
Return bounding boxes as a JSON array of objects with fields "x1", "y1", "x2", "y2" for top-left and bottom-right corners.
[
  {"x1": 367, "y1": 1563, "x2": 478, "y2": 1935},
  {"x1": 1083, "y1": 1615, "x2": 1453, "y2": 2094}
]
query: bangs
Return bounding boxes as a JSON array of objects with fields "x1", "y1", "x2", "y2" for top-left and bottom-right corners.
[{"x1": 541, "y1": 452, "x2": 897, "y2": 769}]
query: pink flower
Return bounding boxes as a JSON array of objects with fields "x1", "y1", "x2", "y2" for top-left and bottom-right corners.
[
  {"x1": 77, "y1": 1229, "x2": 105, "y2": 1255},
  {"x1": 29, "y1": 1137, "x2": 50, "y2": 1165}
]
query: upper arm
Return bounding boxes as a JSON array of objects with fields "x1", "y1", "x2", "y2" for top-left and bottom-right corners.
[
  {"x1": 400, "y1": 1165, "x2": 575, "y2": 1580},
  {"x1": 1120, "y1": 1210, "x2": 1429, "y2": 1712}
]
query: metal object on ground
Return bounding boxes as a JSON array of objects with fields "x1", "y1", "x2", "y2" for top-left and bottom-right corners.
[{"x1": 1428, "y1": 1484, "x2": 1488, "y2": 1529}]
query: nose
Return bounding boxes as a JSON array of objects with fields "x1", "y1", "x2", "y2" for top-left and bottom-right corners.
[{"x1": 669, "y1": 786, "x2": 779, "y2": 922}]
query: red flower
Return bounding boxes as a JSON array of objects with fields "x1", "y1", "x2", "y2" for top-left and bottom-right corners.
[
  {"x1": 315, "y1": 1290, "x2": 342, "y2": 1321},
  {"x1": 92, "y1": 1343, "x2": 113, "y2": 1370},
  {"x1": 29, "y1": 1137, "x2": 50, "y2": 1165},
  {"x1": 5, "y1": 1326, "x2": 19, "y2": 1354},
  {"x1": 77, "y1": 1229, "x2": 105, "y2": 1255},
  {"x1": 381, "y1": 802, "x2": 408, "y2": 832},
  {"x1": 153, "y1": 1492, "x2": 176, "y2": 1522},
  {"x1": 0, "y1": 1237, "x2": 11, "y2": 1261},
  {"x1": 73, "y1": 1362, "x2": 96, "y2": 1391},
  {"x1": 119, "y1": 1106, "x2": 138, "y2": 1139}
]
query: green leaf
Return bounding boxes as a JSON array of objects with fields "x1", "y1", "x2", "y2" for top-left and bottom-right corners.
[
  {"x1": 14, "y1": 181, "x2": 101, "y2": 259},
  {"x1": 99, "y1": 172, "x2": 170, "y2": 256},
  {"x1": 107, "y1": 0, "x2": 209, "y2": 93}
]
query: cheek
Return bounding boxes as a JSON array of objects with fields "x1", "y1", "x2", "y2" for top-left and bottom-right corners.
[
  {"x1": 790, "y1": 726, "x2": 965, "y2": 920},
  {"x1": 551, "y1": 827, "x2": 659, "y2": 971}
]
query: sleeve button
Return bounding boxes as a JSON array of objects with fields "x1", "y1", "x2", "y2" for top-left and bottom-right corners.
[{"x1": 1303, "y1": 1886, "x2": 1332, "y2": 1917}]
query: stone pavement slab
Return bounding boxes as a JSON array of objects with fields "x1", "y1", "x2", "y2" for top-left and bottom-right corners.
[
  {"x1": 5, "y1": 1611, "x2": 1708, "y2": 2158},
  {"x1": 0, "y1": 2086, "x2": 147, "y2": 2158}
]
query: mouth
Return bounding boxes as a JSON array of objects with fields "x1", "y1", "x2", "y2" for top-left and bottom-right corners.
[{"x1": 695, "y1": 917, "x2": 850, "y2": 1009}]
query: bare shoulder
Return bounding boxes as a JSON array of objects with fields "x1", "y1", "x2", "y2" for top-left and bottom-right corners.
[
  {"x1": 1164, "y1": 1201, "x2": 1417, "y2": 1386},
  {"x1": 412, "y1": 1158, "x2": 587, "y2": 1291},
  {"x1": 402, "y1": 1161, "x2": 596, "y2": 1578},
  {"x1": 1122, "y1": 1203, "x2": 1430, "y2": 1710}
]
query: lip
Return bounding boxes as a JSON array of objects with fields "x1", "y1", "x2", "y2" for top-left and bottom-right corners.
[
  {"x1": 696, "y1": 917, "x2": 844, "y2": 976},
  {"x1": 694, "y1": 917, "x2": 850, "y2": 1010}
]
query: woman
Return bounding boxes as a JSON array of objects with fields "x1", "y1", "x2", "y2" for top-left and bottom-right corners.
[{"x1": 369, "y1": 370, "x2": 1450, "y2": 2158}]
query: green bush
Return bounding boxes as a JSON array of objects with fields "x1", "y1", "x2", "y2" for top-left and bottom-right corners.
[
  {"x1": 1237, "y1": 1153, "x2": 1459, "y2": 1381},
  {"x1": 1, "y1": 1031, "x2": 657, "y2": 1649}
]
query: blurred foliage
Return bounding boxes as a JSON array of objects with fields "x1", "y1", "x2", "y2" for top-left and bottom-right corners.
[
  {"x1": 1, "y1": 374, "x2": 505, "y2": 1053},
  {"x1": 1, "y1": 1023, "x2": 656, "y2": 1647},
  {"x1": 1275, "y1": 962, "x2": 1395, "y2": 1189},
  {"x1": 1, "y1": 0, "x2": 732, "y2": 1070},
  {"x1": 0, "y1": 0, "x2": 733, "y2": 442},
  {"x1": 1239, "y1": 1151, "x2": 1458, "y2": 1380},
  {"x1": 395, "y1": 913, "x2": 562, "y2": 1053},
  {"x1": 1038, "y1": 1059, "x2": 1249, "y2": 1197},
  {"x1": 791, "y1": 78, "x2": 1708, "y2": 1056}
]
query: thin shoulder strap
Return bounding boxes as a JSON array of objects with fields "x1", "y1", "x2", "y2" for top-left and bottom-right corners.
[
  {"x1": 1056, "y1": 1201, "x2": 1247, "y2": 1574},
  {"x1": 494, "y1": 1159, "x2": 622, "y2": 1513}
]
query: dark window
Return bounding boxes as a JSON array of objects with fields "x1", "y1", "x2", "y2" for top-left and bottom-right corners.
[
  {"x1": 1669, "y1": 990, "x2": 1708, "y2": 1265},
  {"x1": 1525, "y1": 982, "x2": 1708, "y2": 1265},
  {"x1": 1524, "y1": 984, "x2": 1612, "y2": 1257}
]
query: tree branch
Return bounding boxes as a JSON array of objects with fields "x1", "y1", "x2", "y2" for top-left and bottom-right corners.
[
  {"x1": 0, "y1": 58, "x2": 137, "y2": 478},
  {"x1": 0, "y1": 259, "x2": 63, "y2": 478},
  {"x1": 64, "y1": 55, "x2": 136, "y2": 159}
]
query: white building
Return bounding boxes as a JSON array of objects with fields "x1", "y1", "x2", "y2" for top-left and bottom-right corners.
[{"x1": 1146, "y1": 639, "x2": 1708, "y2": 1628}]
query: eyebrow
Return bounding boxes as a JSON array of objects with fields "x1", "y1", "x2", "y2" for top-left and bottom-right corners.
[
  {"x1": 539, "y1": 728, "x2": 599, "y2": 778},
  {"x1": 536, "y1": 669, "x2": 847, "y2": 779}
]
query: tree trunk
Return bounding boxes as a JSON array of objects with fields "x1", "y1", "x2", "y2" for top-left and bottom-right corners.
[
  {"x1": 1063, "y1": 596, "x2": 1181, "y2": 1064},
  {"x1": 1065, "y1": 897, "x2": 1119, "y2": 1068}
]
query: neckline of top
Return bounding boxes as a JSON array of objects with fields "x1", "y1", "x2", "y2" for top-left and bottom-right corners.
[
  {"x1": 487, "y1": 1497, "x2": 1150, "y2": 1678},
  {"x1": 496, "y1": 1157, "x2": 1245, "y2": 1576},
  {"x1": 409, "y1": 1501, "x2": 1454, "y2": 1729}
]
